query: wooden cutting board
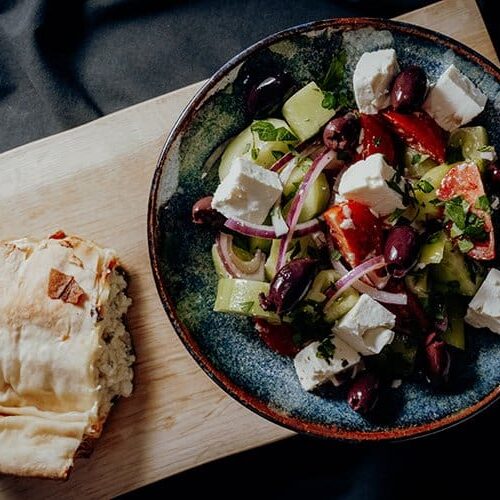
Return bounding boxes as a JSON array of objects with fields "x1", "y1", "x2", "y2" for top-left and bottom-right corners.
[{"x1": 0, "y1": 0, "x2": 496, "y2": 497}]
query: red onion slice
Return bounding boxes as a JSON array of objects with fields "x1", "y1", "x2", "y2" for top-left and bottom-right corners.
[
  {"x1": 215, "y1": 232, "x2": 265, "y2": 281},
  {"x1": 224, "y1": 217, "x2": 322, "y2": 239},
  {"x1": 330, "y1": 258, "x2": 407, "y2": 305},
  {"x1": 269, "y1": 140, "x2": 322, "y2": 173},
  {"x1": 276, "y1": 148, "x2": 336, "y2": 271}
]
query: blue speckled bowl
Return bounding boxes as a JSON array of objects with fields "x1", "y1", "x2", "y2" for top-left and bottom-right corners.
[{"x1": 148, "y1": 18, "x2": 500, "y2": 440}]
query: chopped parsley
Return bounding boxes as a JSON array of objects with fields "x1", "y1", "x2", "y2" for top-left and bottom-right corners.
[
  {"x1": 373, "y1": 136, "x2": 382, "y2": 147},
  {"x1": 458, "y1": 239, "x2": 474, "y2": 253},
  {"x1": 387, "y1": 208, "x2": 406, "y2": 224},
  {"x1": 444, "y1": 196, "x2": 469, "y2": 229},
  {"x1": 321, "y1": 90, "x2": 336, "y2": 110},
  {"x1": 416, "y1": 179, "x2": 434, "y2": 193},
  {"x1": 240, "y1": 301, "x2": 254, "y2": 314},
  {"x1": 463, "y1": 212, "x2": 487, "y2": 240},
  {"x1": 251, "y1": 146, "x2": 260, "y2": 160},
  {"x1": 250, "y1": 120, "x2": 298, "y2": 142},
  {"x1": 429, "y1": 198, "x2": 444, "y2": 206},
  {"x1": 411, "y1": 153, "x2": 422, "y2": 165},
  {"x1": 320, "y1": 50, "x2": 353, "y2": 110},
  {"x1": 427, "y1": 231, "x2": 442, "y2": 244},
  {"x1": 271, "y1": 150, "x2": 285, "y2": 160},
  {"x1": 386, "y1": 172, "x2": 417, "y2": 207},
  {"x1": 316, "y1": 338, "x2": 336, "y2": 364},
  {"x1": 475, "y1": 195, "x2": 491, "y2": 213},
  {"x1": 478, "y1": 145, "x2": 495, "y2": 152}
]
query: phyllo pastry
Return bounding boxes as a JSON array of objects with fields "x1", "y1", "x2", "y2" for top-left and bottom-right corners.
[{"x1": 0, "y1": 232, "x2": 134, "y2": 479}]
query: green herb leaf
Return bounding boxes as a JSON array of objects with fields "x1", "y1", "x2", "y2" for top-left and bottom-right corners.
[
  {"x1": 477, "y1": 145, "x2": 494, "y2": 152},
  {"x1": 251, "y1": 146, "x2": 259, "y2": 160},
  {"x1": 416, "y1": 179, "x2": 434, "y2": 193},
  {"x1": 387, "y1": 208, "x2": 405, "y2": 224},
  {"x1": 321, "y1": 90, "x2": 336, "y2": 110},
  {"x1": 429, "y1": 198, "x2": 444, "y2": 206},
  {"x1": 242, "y1": 143, "x2": 251, "y2": 155},
  {"x1": 322, "y1": 50, "x2": 347, "y2": 91},
  {"x1": 427, "y1": 231, "x2": 442, "y2": 244},
  {"x1": 463, "y1": 212, "x2": 487, "y2": 240},
  {"x1": 240, "y1": 301, "x2": 254, "y2": 314},
  {"x1": 316, "y1": 338, "x2": 336, "y2": 364},
  {"x1": 373, "y1": 136, "x2": 382, "y2": 147},
  {"x1": 458, "y1": 239, "x2": 474, "y2": 253},
  {"x1": 271, "y1": 150, "x2": 285, "y2": 160},
  {"x1": 475, "y1": 195, "x2": 491, "y2": 213},
  {"x1": 250, "y1": 120, "x2": 298, "y2": 142},
  {"x1": 444, "y1": 196, "x2": 467, "y2": 229},
  {"x1": 411, "y1": 153, "x2": 422, "y2": 165},
  {"x1": 330, "y1": 249, "x2": 342, "y2": 262},
  {"x1": 450, "y1": 223, "x2": 463, "y2": 238}
]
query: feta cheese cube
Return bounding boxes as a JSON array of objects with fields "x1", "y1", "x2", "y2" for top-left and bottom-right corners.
[
  {"x1": 423, "y1": 64, "x2": 487, "y2": 131},
  {"x1": 211, "y1": 157, "x2": 283, "y2": 224},
  {"x1": 353, "y1": 49, "x2": 399, "y2": 115},
  {"x1": 465, "y1": 268, "x2": 500, "y2": 334},
  {"x1": 338, "y1": 153, "x2": 405, "y2": 216},
  {"x1": 333, "y1": 294, "x2": 395, "y2": 356},
  {"x1": 293, "y1": 336, "x2": 360, "y2": 392}
]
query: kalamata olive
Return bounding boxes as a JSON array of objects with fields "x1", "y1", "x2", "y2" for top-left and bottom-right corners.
[
  {"x1": 347, "y1": 372, "x2": 380, "y2": 415},
  {"x1": 322, "y1": 112, "x2": 360, "y2": 153},
  {"x1": 192, "y1": 196, "x2": 226, "y2": 228},
  {"x1": 424, "y1": 332, "x2": 451, "y2": 386},
  {"x1": 247, "y1": 73, "x2": 292, "y2": 117},
  {"x1": 390, "y1": 66, "x2": 427, "y2": 111},
  {"x1": 259, "y1": 258, "x2": 317, "y2": 314},
  {"x1": 487, "y1": 162, "x2": 500, "y2": 192},
  {"x1": 254, "y1": 319, "x2": 299, "y2": 357},
  {"x1": 384, "y1": 225, "x2": 419, "y2": 277}
]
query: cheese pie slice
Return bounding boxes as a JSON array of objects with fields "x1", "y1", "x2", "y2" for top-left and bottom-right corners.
[{"x1": 0, "y1": 233, "x2": 134, "y2": 479}]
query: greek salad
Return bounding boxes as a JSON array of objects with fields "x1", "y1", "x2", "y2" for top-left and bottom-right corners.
[{"x1": 192, "y1": 47, "x2": 500, "y2": 415}]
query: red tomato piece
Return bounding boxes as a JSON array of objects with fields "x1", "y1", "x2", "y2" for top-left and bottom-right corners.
[
  {"x1": 437, "y1": 162, "x2": 495, "y2": 260},
  {"x1": 324, "y1": 200, "x2": 383, "y2": 267},
  {"x1": 380, "y1": 110, "x2": 447, "y2": 164},
  {"x1": 358, "y1": 114, "x2": 397, "y2": 166},
  {"x1": 254, "y1": 319, "x2": 299, "y2": 357}
]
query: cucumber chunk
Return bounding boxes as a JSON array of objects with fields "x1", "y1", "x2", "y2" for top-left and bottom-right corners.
[
  {"x1": 404, "y1": 146, "x2": 438, "y2": 178},
  {"x1": 324, "y1": 287, "x2": 359, "y2": 323},
  {"x1": 414, "y1": 163, "x2": 451, "y2": 221},
  {"x1": 306, "y1": 269, "x2": 340, "y2": 303},
  {"x1": 431, "y1": 239, "x2": 480, "y2": 296},
  {"x1": 218, "y1": 118, "x2": 298, "y2": 180},
  {"x1": 248, "y1": 236, "x2": 271, "y2": 254},
  {"x1": 212, "y1": 244, "x2": 232, "y2": 279},
  {"x1": 443, "y1": 299, "x2": 466, "y2": 350},
  {"x1": 282, "y1": 82, "x2": 336, "y2": 141},
  {"x1": 214, "y1": 278, "x2": 279, "y2": 321},
  {"x1": 405, "y1": 269, "x2": 429, "y2": 299},
  {"x1": 283, "y1": 174, "x2": 330, "y2": 223},
  {"x1": 419, "y1": 231, "x2": 446, "y2": 267},
  {"x1": 449, "y1": 126, "x2": 489, "y2": 171}
]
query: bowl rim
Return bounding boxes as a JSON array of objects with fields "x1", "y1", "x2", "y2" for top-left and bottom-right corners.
[{"x1": 148, "y1": 17, "x2": 500, "y2": 441}]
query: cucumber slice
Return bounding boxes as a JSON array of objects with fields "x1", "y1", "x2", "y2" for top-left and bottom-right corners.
[
  {"x1": 449, "y1": 126, "x2": 489, "y2": 171},
  {"x1": 218, "y1": 118, "x2": 298, "y2": 180},
  {"x1": 212, "y1": 244, "x2": 231, "y2": 279},
  {"x1": 405, "y1": 269, "x2": 429, "y2": 299},
  {"x1": 324, "y1": 287, "x2": 359, "y2": 323},
  {"x1": 282, "y1": 82, "x2": 336, "y2": 141},
  {"x1": 404, "y1": 146, "x2": 438, "y2": 178},
  {"x1": 283, "y1": 172, "x2": 330, "y2": 222},
  {"x1": 214, "y1": 278, "x2": 279, "y2": 321},
  {"x1": 283, "y1": 159, "x2": 312, "y2": 198},
  {"x1": 306, "y1": 269, "x2": 340, "y2": 303},
  {"x1": 431, "y1": 239, "x2": 480, "y2": 296},
  {"x1": 415, "y1": 163, "x2": 451, "y2": 221},
  {"x1": 443, "y1": 299, "x2": 466, "y2": 350},
  {"x1": 248, "y1": 236, "x2": 271, "y2": 254},
  {"x1": 419, "y1": 231, "x2": 446, "y2": 267}
]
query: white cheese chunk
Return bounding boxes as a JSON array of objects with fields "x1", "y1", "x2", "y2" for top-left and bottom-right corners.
[
  {"x1": 293, "y1": 336, "x2": 360, "y2": 392},
  {"x1": 465, "y1": 268, "x2": 500, "y2": 334},
  {"x1": 211, "y1": 157, "x2": 283, "y2": 224},
  {"x1": 338, "y1": 153, "x2": 404, "y2": 216},
  {"x1": 423, "y1": 64, "x2": 487, "y2": 131},
  {"x1": 333, "y1": 294, "x2": 395, "y2": 356},
  {"x1": 353, "y1": 49, "x2": 399, "y2": 114}
]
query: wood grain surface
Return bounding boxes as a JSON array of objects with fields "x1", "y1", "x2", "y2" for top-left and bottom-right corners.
[{"x1": 0, "y1": 0, "x2": 496, "y2": 498}]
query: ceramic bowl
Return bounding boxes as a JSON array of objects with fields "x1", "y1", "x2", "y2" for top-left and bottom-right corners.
[{"x1": 148, "y1": 18, "x2": 500, "y2": 440}]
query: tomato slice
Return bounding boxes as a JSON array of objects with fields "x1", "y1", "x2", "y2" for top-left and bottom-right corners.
[
  {"x1": 358, "y1": 114, "x2": 397, "y2": 166},
  {"x1": 324, "y1": 200, "x2": 383, "y2": 267},
  {"x1": 437, "y1": 162, "x2": 495, "y2": 260}
]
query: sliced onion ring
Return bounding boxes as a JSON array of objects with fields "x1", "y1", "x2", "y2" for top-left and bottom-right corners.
[
  {"x1": 215, "y1": 232, "x2": 265, "y2": 281},
  {"x1": 269, "y1": 140, "x2": 322, "y2": 173},
  {"x1": 224, "y1": 217, "x2": 322, "y2": 239},
  {"x1": 276, "y1": 148, "x2": 337, "y2": 271},
  {"x1": 330, "y1": 258, "x2": 407, "y2": 305}
]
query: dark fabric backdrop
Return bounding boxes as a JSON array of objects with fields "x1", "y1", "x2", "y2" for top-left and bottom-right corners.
[{"x1": 1, "y1": 1, "x2": 498, "y2": 498}]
